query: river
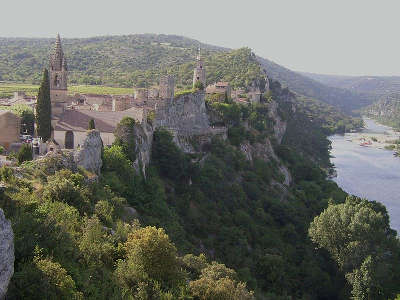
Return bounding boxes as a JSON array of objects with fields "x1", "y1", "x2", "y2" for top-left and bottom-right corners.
[{"x1": 329, "y1": 118, "x2": 400, "y2": 233}]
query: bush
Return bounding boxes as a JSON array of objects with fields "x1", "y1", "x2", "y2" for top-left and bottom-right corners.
[
  {"x1": 113, "y1": 117, "x2": 136, "y2": 162},
  {"x1": 17, "y1": 144, "x2": 32, "y2": 164},
  {"x1": 152, "y1": 128, "x2": 190, "y2": 180}
]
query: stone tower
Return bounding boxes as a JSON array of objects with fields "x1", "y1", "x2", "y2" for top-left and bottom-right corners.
[
  {"x1": 193, "y1": 48, "x2": 206, "y2": 88},
  {"x1": 49, "y1": 34, "x2": 68, "y2": 118},
  {"x1": 159, "y1": 75, "x2": 175, "y2": 99}
]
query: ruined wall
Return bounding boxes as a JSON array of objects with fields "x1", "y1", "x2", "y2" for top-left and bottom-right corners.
[
  {"x1": 0, "y1": 111, "x2": 21, "y2": 150},
  {"x1": 155, "y1": 91, "x2": 213, "y2": 152}
]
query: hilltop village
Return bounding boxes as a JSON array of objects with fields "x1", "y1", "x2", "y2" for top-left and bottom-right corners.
[{"x1": 0, "y1": 35, "x2": 269, "y2": 155}]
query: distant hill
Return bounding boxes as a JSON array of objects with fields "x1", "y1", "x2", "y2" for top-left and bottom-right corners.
[
  {"x1": 0, "y1": 33, "x2": 374, "y2": 112},
  {"x1": 258, "y1": 57, "x2": 374, "y2": 113},
  {"x1": 301, "y1": 72, "x2": 400, "y2": 99}
]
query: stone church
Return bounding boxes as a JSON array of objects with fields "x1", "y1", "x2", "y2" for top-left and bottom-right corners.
[{"x1": 50, "y1": 35, "x2": 145, "y2": 149}]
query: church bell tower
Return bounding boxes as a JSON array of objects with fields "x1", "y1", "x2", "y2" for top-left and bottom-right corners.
[{"x1": 49, "y1": 34, "x2": 68, "y2": 117}]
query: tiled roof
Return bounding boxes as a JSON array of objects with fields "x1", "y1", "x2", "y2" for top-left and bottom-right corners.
[{"x1": 54, "y1": 107, "x2": 144, "y2": 133}]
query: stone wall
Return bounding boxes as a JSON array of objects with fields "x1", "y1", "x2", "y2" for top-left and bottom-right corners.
[{"x1": 0, "y1": 111, "x2": 20, "y2": 150}]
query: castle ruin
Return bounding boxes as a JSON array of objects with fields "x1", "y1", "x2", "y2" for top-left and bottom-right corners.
[{"x1": 193, "y1": 48, "x2": 206, "y2": 88}]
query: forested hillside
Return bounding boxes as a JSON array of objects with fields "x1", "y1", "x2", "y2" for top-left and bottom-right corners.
[
  {"x1": 0, "y1": 34, "x2": 373, "y2": 112},
  {"x1": 2, "y1": 75, "x2": 398, "y2": 299},
  {"x1": 302, "y1": 72, "x2": 400, "y2": 99},
  {"x1": 364, "y1": 93, "x2": 400, "y2": 129},
  {"x1": 257, "y1": 57, "x2": 373, "y2": 113}
]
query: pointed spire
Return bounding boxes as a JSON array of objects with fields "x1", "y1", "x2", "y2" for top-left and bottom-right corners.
[{"x1": 50, "y1": 34, "x2": 65, "y2": 71}]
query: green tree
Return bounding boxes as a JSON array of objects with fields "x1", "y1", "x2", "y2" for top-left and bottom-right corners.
[
  {"x1": 309, "y1": 196, "x2": 400, "y2": 299},
  {"x1": 88, "y1": 119, "x2": 96, "y2": 130},
  {"x1": 115, "y1": 226, "x2": 182, "y2": 291},
  {"x1": 113, "y1": 117, "x2": 136, "y2": 162},
  {"x1": 36, "y1": 69, "x2": 52, "y2": 141},
  {"x1": 17, "y1": 144, "x2": 32, "y2": 164},
  {"x1": 152, "y1": 128, "x2": 190, "y2": 180},
  {"x1": 194, "y1": 81, "x2": 204, "y2": 90},
  {"x1": 189, "y1": 262, "x2": 254, "y2": 300}
]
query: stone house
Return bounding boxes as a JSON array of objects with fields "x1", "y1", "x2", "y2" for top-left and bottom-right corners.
[
  {"x1": 53, "y1": 107, "x2": 145, "y2": 148},
  {"x1": 206, "y1": 82, "x2": 231, "y2": 98},
  {"x1": 0, "y1": 110, "x2": 21, "y2": 150}
]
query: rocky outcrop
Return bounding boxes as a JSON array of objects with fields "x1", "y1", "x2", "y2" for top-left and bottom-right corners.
[
  {"x1": 155, "y1": 91, "x2": 213, "y2": 153},
  {"x1": 268, "y1": 100, "x2": 287, "y2": 144},
  {"x1": 132, "y1": 122, "x2": 154, "y2": 176},
  {"x1": 0, "y1": 208, "x2": 14, "y2": 299},
  {"x1": 74, "y1": 130, "x2": 103, "y2": 175},
  {"x1": 240, "y1": 138, "x2": 291, "y2": 186}
]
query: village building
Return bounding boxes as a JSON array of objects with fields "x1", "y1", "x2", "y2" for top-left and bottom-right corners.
[
  {"x1": 206, "y1": 82, "x2": 231, "y2": 98},
  {"x1": 53, "y1": 107, "x2": 146, "y2": 148},
  {"x1": 0, "y1": 110, "x2": 21, "y2": 150}
]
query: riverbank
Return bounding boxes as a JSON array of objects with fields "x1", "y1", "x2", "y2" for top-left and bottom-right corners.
[
  {"x1": 329, "y1": 118, "x2": 400, "y2": 233},
  {"x1": 339, "y1": 118, "x2": 400, "y2": 151}
]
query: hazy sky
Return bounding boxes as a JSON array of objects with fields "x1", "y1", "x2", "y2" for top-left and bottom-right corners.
[{"x1": 2, "y1": 0, "x2": 400, "y2": 76}]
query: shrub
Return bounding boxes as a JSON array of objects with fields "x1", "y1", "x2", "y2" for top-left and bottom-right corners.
[{"x1": 17, "y1": 144, "x2": 33, "y2": 164}]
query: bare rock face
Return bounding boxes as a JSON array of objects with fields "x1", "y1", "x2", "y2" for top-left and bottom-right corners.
[
  {"x1": 74, "y1": 130, "x2": 103, "y2": 175},
  {"x1": 0, "y1": 208, "x2": 14, "y2": 299},
  {"x1": 268, "y1": 100, "x2": 287, "y2": 144},
  {"x1": 155, "y1": 91, "x2": 212, "y2": 153}
]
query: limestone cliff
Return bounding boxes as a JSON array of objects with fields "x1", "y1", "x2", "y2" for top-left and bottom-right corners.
[
  {"x1": 155, "y1": 91, "x2": 215, "y2": 152},
  {"x1": 132, "y1": 90, "x2": 292, "y2": 186},
  {"x1": 74, "y1": 130, "x2": 103, "y2": 175},
  {"x1": 0, "y1": 208, "x2": 14, "y2": 299}
]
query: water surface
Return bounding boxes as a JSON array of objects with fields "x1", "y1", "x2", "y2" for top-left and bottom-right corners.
[{"x1": 329, "y1": 119, "x2": 400, "y2": 232}]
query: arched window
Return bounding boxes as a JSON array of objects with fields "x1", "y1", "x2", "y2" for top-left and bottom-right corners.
[
  {"x1": 55, "y1": 75, "x2": 60, "y2": 87},
  {"x1": 65, "y1": 131, "x2": 74, "y2": 149}
]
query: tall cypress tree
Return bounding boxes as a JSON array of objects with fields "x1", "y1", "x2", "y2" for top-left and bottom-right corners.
[{"x1": 36, "y1": 68, "x2": 52, "y2": 141}]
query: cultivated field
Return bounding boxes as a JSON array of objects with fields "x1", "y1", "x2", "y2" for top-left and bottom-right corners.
[{"x1": 0, "y1": 83, "x2": 133, "y2": 98}]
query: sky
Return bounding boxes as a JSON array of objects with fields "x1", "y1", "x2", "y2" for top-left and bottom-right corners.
[{"x1": 1, "y1": 0, "x2": 400, "y2": 76}]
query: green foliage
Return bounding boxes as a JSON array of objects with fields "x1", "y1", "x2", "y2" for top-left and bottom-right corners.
[
  {"x1": 189, "y1": 262, "x2": 254, "y2": 300},
  {"x1": 152, "y1": 128, "x2": 190, "y2": 181},
  {"x1": 296, "y1": 96, "x2": 364, "y2": 134},
  {"x1": 0, "y1": 145, "x2": 4, "y2": 155},
  {"x1": 309, "y1": 196, "x2": 400, "y2": 299},
  {"x1": 115, "y1": 227, "x2": 182, "y2": 289},
  {"x1": 194, "y1": 80, "x2": 204, "y2": 90},
  {"x1": 17, "y1": 144, "x2": 32, "y2": 164},
  {"x1": 36, "y1": 69, "x2": 51, "y2": 141},
  {"x1": 113, "y1": 117, "x2": 136, "y2": 162}
]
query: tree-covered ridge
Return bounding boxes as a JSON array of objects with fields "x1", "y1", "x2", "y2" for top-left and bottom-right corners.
[
  {"x1": 2, "y1": 79, "x2": 399, "y2": 299},
  {"x1": 0, "y1": 34, "x2": 222, "y2": 86},
  {"x1": 364, "y1": 93, "x2": 400, "y2": 129},
  {"x1": 0, "y1": 33, "x2": 377, "y2": 113},
  {"x1": 257, "y1": 56, "x2": 374, "y2": 113},
  {"x1": 295, "y1": 95, "x2": 364, "y2": 135},
  {"x1": 302, "y1": 72, "x2": 400, "y2": 99}
]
